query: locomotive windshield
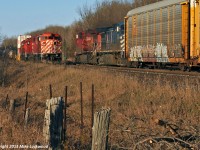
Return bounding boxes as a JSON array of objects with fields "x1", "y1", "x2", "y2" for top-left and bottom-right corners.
[
  {"x1": 49, "y1": 36, "x2": 53, "y2": 39},
  {"x1": 39, "y1": 36, "x2": 49, "y2": 40},
  {"x1": 54, "y1": 36, "x2": 61, "y2": 41}
]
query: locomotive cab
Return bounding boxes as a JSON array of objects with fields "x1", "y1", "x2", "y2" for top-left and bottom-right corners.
[{"x1": 39, "y1": 33, "x2": 62, "y2": 61}]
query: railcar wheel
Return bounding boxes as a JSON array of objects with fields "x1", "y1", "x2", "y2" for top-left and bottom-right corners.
[
  {"x1": 133, "y1": 62, "x2": 139, "y2": 68},
  {"x1": 127, "y1": 62, "x2": 132, "y2": 68},
  {"x1": 157, "y1": 63, "x2": 162, "y2": 69},
  {"x1": 179, "y1": 64, "x2": 186, "y2": 71},
  {"x1": 186, "y1": 67, "x2": 191, "y2": 72},
  {"x1": 138, "y1": 62, "x2": 143, "y2": 68},
  {"x1": 98, "y1": 56, "x2": 104, "y2": 65}
]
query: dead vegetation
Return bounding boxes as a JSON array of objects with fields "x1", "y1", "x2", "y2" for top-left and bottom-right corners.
[{"x1": 0, "y1": 60, "x2": 199, "y2": 149}]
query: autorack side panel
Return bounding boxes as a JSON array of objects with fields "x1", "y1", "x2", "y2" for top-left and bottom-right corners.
[
  {"x1": 182, "y1": 3, "x2": 190, "y2": 60},
  {"x1": 148, "y1": 10, "x2": 154, "y2": 45},
  {"x1": 190, "y1": 0, "x2": 200, "y2": 62},
  {"x1": 126, "y1": 0, "x2": 186, "y2": 63}
]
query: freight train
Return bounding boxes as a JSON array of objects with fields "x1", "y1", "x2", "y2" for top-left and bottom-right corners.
[
  {"x1": 17, "y1": 32, "x2": 62, "y2": 61},
  {"x1": 75, "y1": 0, "x2": 200, "y2": 71}
]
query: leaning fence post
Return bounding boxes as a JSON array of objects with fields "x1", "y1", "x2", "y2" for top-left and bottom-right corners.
[
  {"x1": 43, "y1": 97, "x2": 64, "y2": 149},
  {"x1": 63, "y1": 86, "x2": 68, "y2": 142},
  {"x1": 24, "y1": 108, "x2": 30, "y2": 128},
  {"x1": 49, "y1": 84, "x2": 52, "y2": 99},
  {"x1": 9, "y1": 99, "x2": 15, "y2": 114},
  {"x1": 5, "y1": 94, "x2": 8, "y2": 110},
  {"x1": 80, "y1": 82, "x2": 84, "y2": 143},
  {"x1": 24, "y1": 92, "x2": 28, "y2": 119},
  {"x1": 92, "y1": 108, "x2": 111, "y2": 150},
  {"x1": 91, "y1": 84, "x2": 94, "y2": 139}
]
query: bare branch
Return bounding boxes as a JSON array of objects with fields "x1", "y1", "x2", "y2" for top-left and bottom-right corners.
[{"x1": 133, "y1": 136, "x2": 198, "y2": 150}]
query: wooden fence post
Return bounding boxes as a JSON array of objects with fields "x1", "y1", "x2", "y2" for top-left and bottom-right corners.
[
  {"x1": 24, "y1": 92, "x2": 28, "y2": 119},
  {"x1": 63, "y1": 86, "x2": 68, "y2": 142},
  {"x1": 80, "y1": 82, "x2": 84, "y2": 143},
  {"x1": 9, "y1": 99, "x2": 15, "y2": 114},
  {"x1": 49, "y1": 84, "x2": 52, "y2": 99},
  {"x1": 92, "y1": 108, "x2": 111, "y2": 150},
  {"x1": 43, "y1": 97, "x2": 64, "y2": 149},
  {"x1": 5, "y1": 94, "x2": 8, "y2": 110},
  {"x1": 91, "y1": 84, "x2": 94, "y2": 136},
  {"x1": 24, "y1": 108, "x2": 30, "y2": 128}
]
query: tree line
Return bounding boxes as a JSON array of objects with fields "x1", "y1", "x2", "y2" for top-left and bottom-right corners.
[{"x1": 0, "y1": 0, "x2": 163, "y2": 58}]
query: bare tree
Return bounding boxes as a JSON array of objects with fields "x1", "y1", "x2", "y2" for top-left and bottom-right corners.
[
  {"x1": 132, "y1": 0, "x2": 163, "y2": 8},
  {"x1": 0, "y1": 28, "x2": 3, "y2": 48},
  {"x1": 77, "y1": 0, "x2": 132, "y2": 30},
  {"x1": 77, "y1": 3, "x2": 95, "y2": 30},
  {"x1": 0, "y1": 33, "x2": 9, "y2": 87}
]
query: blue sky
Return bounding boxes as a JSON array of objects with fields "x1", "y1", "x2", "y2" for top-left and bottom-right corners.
[{"x1": 0, "y1": 0, "x2": 98, "y2": 38}]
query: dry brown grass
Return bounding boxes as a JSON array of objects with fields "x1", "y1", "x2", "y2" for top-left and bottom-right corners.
[{"x1": 0, "y1": 60, "x2": 199, "y2": 149}]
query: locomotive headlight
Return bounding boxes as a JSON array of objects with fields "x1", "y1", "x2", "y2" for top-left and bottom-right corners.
[{"x1": 117, "y1": 26, "x2": 120, "y2": 32}]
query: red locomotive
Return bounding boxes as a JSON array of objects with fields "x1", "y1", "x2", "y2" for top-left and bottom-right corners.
[
  {"x1": 76, "y1": 30, "x2": 102, "y2": 52},
  {"x1": 75, "y1": 23, "x2": 124, "y2": 65},
  {"x1": 17, "y1": 32, "x2": 62, "y2": 61}
]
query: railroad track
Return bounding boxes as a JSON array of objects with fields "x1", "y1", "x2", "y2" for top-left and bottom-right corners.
[{"x1": 66, "y1": 64, "x2": 200, "y2": 79}]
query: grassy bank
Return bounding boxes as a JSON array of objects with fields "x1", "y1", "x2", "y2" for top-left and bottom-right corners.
[{"x1": 0, "y1": 60, "x2": 199, "y2": 149}]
